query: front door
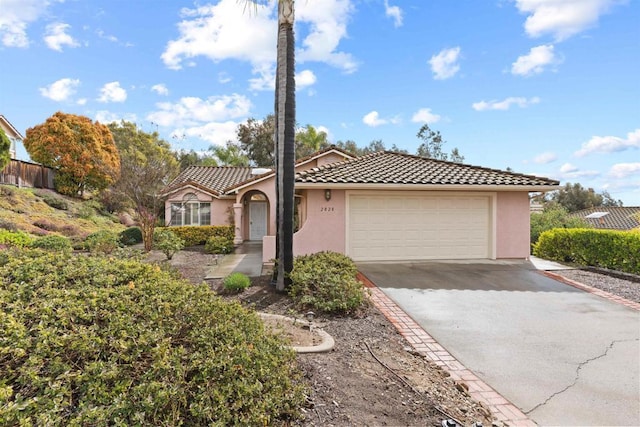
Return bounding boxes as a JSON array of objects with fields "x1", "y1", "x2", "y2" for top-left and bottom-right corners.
[{"x1": 249, "y1": 201, "x2": 267, "y2": 240}]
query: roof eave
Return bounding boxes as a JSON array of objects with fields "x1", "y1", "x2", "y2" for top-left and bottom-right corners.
[{"x1": 294, "y1": 183, "x2": 560, "y2": 192}]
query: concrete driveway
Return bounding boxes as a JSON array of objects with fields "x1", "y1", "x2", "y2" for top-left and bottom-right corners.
[{"x1": 358, "y1": 260, "x2": 640, "y2": 426}]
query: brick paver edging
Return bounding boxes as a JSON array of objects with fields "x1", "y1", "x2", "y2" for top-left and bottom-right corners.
[
  {"x1": 356, "y1": 272, "x2": 536, "y2": 426},
  {"x1": 541, "y1": 271, "x2": 640, "y2": 311}
]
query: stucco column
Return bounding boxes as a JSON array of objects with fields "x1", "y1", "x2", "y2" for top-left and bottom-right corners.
[{"x1": 233, "y1": 203, "x2": 243, "y2": 244}]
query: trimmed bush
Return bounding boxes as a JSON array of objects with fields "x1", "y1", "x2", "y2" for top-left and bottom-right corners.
[
  {"x1": 0, "y1": 249, "x2": 306, "y2": 426},
  {"x1": 169, "y1": 225, "x2": 234, "y2": 246},
  {"x1": 530, "y1": 205, "x2": 590, "y2": 247},
  {"x1": 204, "y1": 235, "x2": 234, "y2": 254},
  {"x1": 534, "y1": 228, "x2": 640, "y2": 275},
  {"x1": 153, "y1": 228, "x2": 184, "y2": 260},
  {"x1": 0, "y1": 230, "x2": 34, "y2": 248},
  {"x1": 119, "y1": 226, "x2": 143, "y2": 246},
  {"x1": 288, "y1": 251, "x2": 367, "y2": 315},
  {"x1": 30, "y1": 235, "x2": 72, "y2": 252},
  {"x1": 84, "y1": 230, "x2": 120, "y2": 254},
  {"x1": 223, "y1": 272, "x2": 251, "y2": 292}
]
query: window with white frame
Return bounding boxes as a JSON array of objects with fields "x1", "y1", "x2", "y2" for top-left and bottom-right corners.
[{"x1": 170, "y1": 193, "x2": 211, "y2": 226}]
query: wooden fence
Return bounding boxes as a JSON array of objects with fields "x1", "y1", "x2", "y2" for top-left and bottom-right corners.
[{"x1": 0, "y1": 159, "x2": 55, "y2": 189}]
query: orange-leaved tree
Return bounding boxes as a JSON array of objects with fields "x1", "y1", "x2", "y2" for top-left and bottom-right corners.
[{"x1": 24, "y1": 112, "x2": 120, "y2": 197}]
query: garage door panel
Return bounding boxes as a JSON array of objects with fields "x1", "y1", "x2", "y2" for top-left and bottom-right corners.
[{"x1": 349, "y1": 194, "x2": 490, "y2": 261}]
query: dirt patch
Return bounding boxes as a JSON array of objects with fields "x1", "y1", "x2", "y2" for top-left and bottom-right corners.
[{"x1": 153, "y1": 247, "x2": 495, "y2": 426}]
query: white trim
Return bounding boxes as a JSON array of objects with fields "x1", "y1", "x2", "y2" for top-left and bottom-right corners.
[{"x1": 161, "y1": 184, "x2": 220, "y2": 199}]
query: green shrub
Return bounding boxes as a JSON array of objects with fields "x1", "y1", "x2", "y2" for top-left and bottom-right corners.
[
  {"x1": 0, "y1": 230, "x2": 34, "y2": 248},
  {"x1": 534, "y1": 228, "x2": 640, "y2": 275},
  {"x1": 170, "y1": 225, "x2": 234, "y2": 246},
  {"x1": 288, "y1": 251, "x2": 367, "y2": 315},
  {"x1": 223, "y1": 272, "x2": 251, "y2": 292},
  {"x1": 84, "y1": 230, "x2": 120, "y2": 254},
  {"x1": 0, "y1": 249, "x2": 306, "y2": 426},
  {"x1": 530, "y1": 205, "x2": 590, "y2": 247},
  {"x1": 153, "y1": 228, "x2": 185, "y2": 260},
  {"x1": 37, "y1": 192, "x2": 69, "y2": 210},
  {"x1": 30, "y1": 235, "x2": 72, "y2": 252},
  {"x1": 204, "y1": 235, "x2": 234, "y2": 254},
  {"x1": 119, "y1": 226, "x2": 143, "y2": 246}
]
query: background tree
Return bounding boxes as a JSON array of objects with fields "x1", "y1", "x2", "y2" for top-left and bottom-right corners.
[
  {"x1": 237, "y1": 115, "x2": 275, "y2": 167},
  {"x1": 107, "y1": 121, "x2": 179, "y2": 251},
  {"x1": 416, "y1": 124, "x2": 464, "y2": 163},
  {"x1": 24, "y1": 112, "x2": 120, "y2": 197},
  {"x1": 0, "y1": 127, "x2": 10, "y2": 170},
  {"x1": 175, "y1": 149, "x2": 218, "y2": 170},
  {"x1": 530, "y1": 205, "x2": 591, "y2": 246},
  {"x1": 210, "y1": 141, "x2": 250, "y2": 166},
  {"x1": 295, "y1": 124, "x2": 329, "y2": 158},
  {"x1": 547, "y1": 182, "x2": 622, "y2": 212}
]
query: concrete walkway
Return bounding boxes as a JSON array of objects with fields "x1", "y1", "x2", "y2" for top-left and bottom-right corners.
[{"x1": 205, "y1": 242, "x2": 264, "y2": 279}]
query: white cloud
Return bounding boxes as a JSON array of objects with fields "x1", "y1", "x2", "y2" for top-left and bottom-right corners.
[
  {"x1": 411, "y1": 108, "x2": 441, "y2": 124},
  {"x1": 0, "y1": 0, "x2": 58, "y2": 48},
  {"x1": 513, "y1": 0, "x2": 624, "y2": 41},
  {"x1": 98, "y1": 81, "x2": 127, "y2": 103},
  {"x1": 296, "y1": 69, "x2": 317, "y2": 89},
  {"x1": 556, "y1": 162, "x2": 600, "y2": 179},
  {"x1": 574, "y1": 129, "x2": 640, "y2": 157},
  {"x1": 296, "y1": 0, "x2": 358, "y2": 73},
  {"x1": 316, "y1": 125, "x2": 332, "y2": 141},
  {"x1": 44, "y1": 22, "x2": 79, "y2": 51},
  {"x1": 39, "y1": 78, "x2": 80, "y2": 102},
  {"x1": 363, "y1": 111, "x2": 386, "y2": 127},
  {"x1": 96, "y1": 29, "x2": 118, "y2": 43},
  {"x1": 151, "y1": 83, "x2": 169, "y2": 96},
  {"x1": 362, "y1": 111, "x2": 399, "y2": 127},
  {"x1": 472, "y1": 96, "x2": 540, "y2": 111},
  {"x1": 384, "y1": 0, "x2": 403, "y2": 27},
  {"x1": 533, "y1": 151, "x2": 557, "y2": 164},
  {"x1": 511, "y1": 44, "x2": 558, "y2": 76},
  {"x1": 94, "y1": 111, "x2": 138, "y2": 124},
  {"x1": 428, "y1": 47, "x2": 461, "y2": 80},
  {"x1": 218, "y1": 72, "x2": 232, "y2": 84},
  {"x1": 146, "y1": 94, "x2": 252, "y2": 128},
  {"x1": 77, "y1": 98, "x2": 87, "y2": 105},
  {"x1": 172, "y1": 121, "x2": 239, "y2": 147},
  {"x1": 609, "y1": 162, "x2": 640, "y2": 179},
  {"x1": 161, "y1": 0, "x2": 357, "y2": 88}
]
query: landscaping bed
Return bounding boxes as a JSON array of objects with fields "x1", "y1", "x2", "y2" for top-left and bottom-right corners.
[{"x1": 161, "y1": 247, "x2": 494, "y2": 426}]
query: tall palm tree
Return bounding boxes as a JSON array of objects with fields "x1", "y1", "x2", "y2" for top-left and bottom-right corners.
[
  {"x1": 274, "y1": 0, "x2": 296, "y2": 291},
  {"x1": 247, "y1": 0, "x2": 296, "y2": 291}
]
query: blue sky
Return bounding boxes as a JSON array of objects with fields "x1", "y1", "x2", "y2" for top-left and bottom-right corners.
[{"x1": 1, "y1": 0, "x2": 639, "y2": 204}]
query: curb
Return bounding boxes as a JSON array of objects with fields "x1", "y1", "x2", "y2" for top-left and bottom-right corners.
[
  {"x1": 540, "y1": 271, "x2": 640, "y2": 311},
  {"x1": 258, "y1": 312, "x2": 335, "y2": 353},
  {"x1": 357, "y1": 272, "x2": 536, "y2": 426}
]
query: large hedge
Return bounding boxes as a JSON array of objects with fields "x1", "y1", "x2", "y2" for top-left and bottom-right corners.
[
  {"x1": 166, "y1": 225, "x2": 234, "y2": 247},
  {"x1": 0, "y1": 249, "x2": 306, "y2": 425},
  {"x1": 534, "y1": 228, "x2": 640, "y2": 275}
]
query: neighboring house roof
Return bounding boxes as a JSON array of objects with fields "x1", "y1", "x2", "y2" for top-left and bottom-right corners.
[
  {"x1": 571, "y1": 206, "x2": 640, "y2": 230},
  {"x1": 161, "y1": 166, "x2": 257, "y2": 197},
  {"x1": 0, "y1": 115, "x2": 24, "y2": 140},
  {"x1": 295, "y1": 151, "x2": 559, "y2": 188}
]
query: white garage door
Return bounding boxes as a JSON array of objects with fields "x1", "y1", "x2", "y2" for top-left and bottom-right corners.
[{"x1": 348, "y1": 193, "x2": 491, "y2": 261}]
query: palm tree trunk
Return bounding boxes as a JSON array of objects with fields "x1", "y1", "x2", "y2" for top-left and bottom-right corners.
[{"x1": 275, "y1": 0, "x2": 295, "y2": 291}]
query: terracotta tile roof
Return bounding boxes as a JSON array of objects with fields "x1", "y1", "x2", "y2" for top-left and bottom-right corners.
[
  {"x1": 295, "y1": 151, "x2": 559, "y2": 187},
  {"x1": 162, "y1": 166, "x2": 257, "y2": 196},
  {"x1": 571, "y1": 206, "x2": 640, "y2": 230}
]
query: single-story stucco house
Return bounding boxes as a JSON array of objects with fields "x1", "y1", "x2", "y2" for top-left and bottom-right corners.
[{"x1": 160, "y1": 146, "x2": 559, "y2": 263}]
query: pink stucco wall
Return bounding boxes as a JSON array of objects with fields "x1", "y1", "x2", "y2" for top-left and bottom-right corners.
[
  {"x1": 164, "y1": 187, "x2": 233, "y2": 226},
  {"x1": 263, "y1": 188, "x2": 346, "y2": 262},
  {"x1": 495, "y1": 191, "x2": 531, "y2": 258}
]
